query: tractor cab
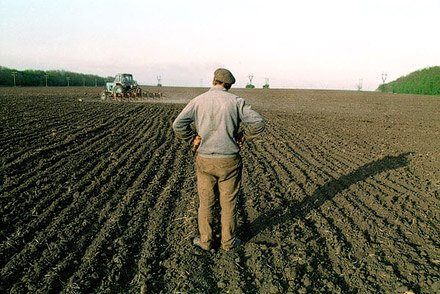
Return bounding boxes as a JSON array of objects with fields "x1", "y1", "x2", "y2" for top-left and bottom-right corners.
[{"x1": 115, "y1": 73, "x2": 136, "y2": 88}]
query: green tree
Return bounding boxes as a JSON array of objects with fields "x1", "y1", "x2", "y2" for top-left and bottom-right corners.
[
  {"x1": 378, "y1": 66, "x2": 440, "y2": 95},
  {"x1": 0, "y1": 66, "x2": 109, "y2": 87}
]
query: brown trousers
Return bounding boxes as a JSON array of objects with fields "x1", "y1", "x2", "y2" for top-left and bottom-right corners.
[{"x1": 195, "y1": 155, "x2": 242, "y2": 250}]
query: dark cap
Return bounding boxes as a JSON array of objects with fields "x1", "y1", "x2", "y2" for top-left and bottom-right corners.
[{"x1": 214, "y1": 68, "x2": 236, "y2": 84}]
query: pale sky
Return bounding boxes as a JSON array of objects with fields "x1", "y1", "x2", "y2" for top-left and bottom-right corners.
[{"x1": 1, "y1": 0, "x2": 439, "y2": 90}]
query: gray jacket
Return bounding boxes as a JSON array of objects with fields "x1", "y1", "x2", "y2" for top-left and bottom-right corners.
[{"x1": 172, "y1": 85, "x2": 265, "y2": 158}]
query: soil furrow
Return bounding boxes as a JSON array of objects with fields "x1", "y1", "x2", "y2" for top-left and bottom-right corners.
[
  {"x1": 0, "y1": 107, "x2": 153, "y2": 244},
  {"x1": 1, "y1": 88, "x2": 439, "y2": 293},
  {"x1": 0, "y1": 106, "x2": 164, "y2": 277}
]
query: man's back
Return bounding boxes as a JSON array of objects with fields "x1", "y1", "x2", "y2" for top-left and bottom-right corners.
[
  {"x1": 173, "y1": 85, "x2": 265, "y2": 158},
  {"x1": 192, "y1": 86, "x2": 241, "y2": 157}
]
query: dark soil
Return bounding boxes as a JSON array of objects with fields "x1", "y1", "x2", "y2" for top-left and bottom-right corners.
[{"x1": 1, "y1": 87, "x2": 439, "y2": 293}]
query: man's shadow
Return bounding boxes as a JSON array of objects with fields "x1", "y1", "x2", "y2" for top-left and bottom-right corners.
[{"x1": 243, "y1": 152, "x2": 412, "y2": 241}]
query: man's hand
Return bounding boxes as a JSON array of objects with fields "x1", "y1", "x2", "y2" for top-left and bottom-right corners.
[
  {"x1": 192, "y1": 135, "x2": 201, "y2": 152},
  {"x1": 236, "y1": 131, "x2": 245, "y2": 149}
]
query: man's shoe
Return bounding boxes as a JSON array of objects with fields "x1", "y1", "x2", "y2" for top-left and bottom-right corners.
[
  {"x1": 193, "y1": 237, "x2": 210, "y2": 251},
  {"x1": 222, "y1": 238, "x2": 242, "y2": 251}
]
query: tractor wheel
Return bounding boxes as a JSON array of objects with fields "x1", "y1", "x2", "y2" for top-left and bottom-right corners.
[
  {"x1": 100, "y1": 91, "x2": 108, "y2": 100},
  {"x1": 113, "y1": 85, "x2": 123, "y2": 100}
]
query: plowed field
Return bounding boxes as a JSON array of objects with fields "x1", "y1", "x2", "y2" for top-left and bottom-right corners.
[{"x1": 1, "y1": 87, "x2": 439, "y2": 293}]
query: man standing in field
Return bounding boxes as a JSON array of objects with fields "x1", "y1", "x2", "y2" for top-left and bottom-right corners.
[{"x1": 173, "y1": 68, "x2": 265, "y2": 251}]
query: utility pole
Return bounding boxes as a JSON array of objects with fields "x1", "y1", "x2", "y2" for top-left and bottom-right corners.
[
  {"x1": 381, "y1": 72, "x2": 387, "y2": 84},
  {"x1": 95, "y1": 78, "x2": 97, "y2": 87},
  {"x1": 82, "y1": 77, "x2": 86, "y2": 87},
  {"x1": 263, "y1": 78, "x2": 270, "y2": 89},
  {"x1": 381, "y1": 72, "x2": 387, "y2": 92},
  {"x1": 66, "y1": 77, "x2": 70, "y2": 87},
  {"x1": 246, "y1": 73, "x2": 255, "y2": 88},
  {"x1": 248, "y1": 73, "x2": 254, "y2": 85},
  {"x1": 44, "y1": 74, "x2": 48, "y2": 87},
  {"x1": 357, "y1": 78, "x2": 363, "y2": 91},
  {"x1": 157, "y1": 75, "x2": 162, "y2": 87},
  {"x1": 12, "y1": 71, "x2": 17, "y2": 87}
]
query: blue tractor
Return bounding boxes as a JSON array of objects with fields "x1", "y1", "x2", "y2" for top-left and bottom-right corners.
[{"x1": 100, "y1": 73, "x2": 142, "y2": 100}]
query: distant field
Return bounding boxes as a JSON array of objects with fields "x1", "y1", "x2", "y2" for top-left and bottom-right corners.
[{"x1": 1, "y1": 86, "x2": 439, "y2": 293}]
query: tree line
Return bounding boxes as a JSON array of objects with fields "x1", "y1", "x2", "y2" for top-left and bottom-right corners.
[
  {"x1": 378, "y1": 66, "x2": 440, "y2": 95},
  {"x1": 0, "y1": 66, "x2": 112, "y2": 87}
]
